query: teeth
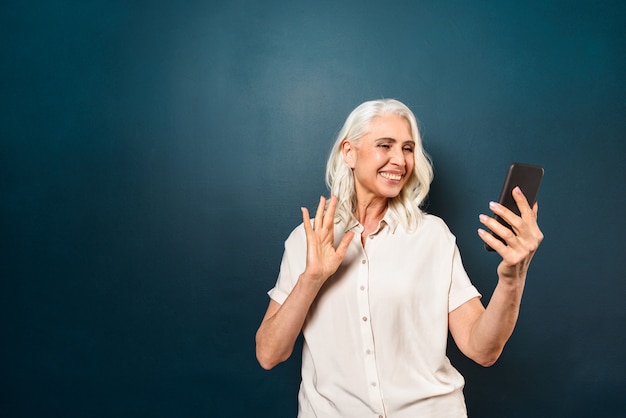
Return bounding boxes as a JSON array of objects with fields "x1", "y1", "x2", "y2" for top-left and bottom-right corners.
[{"x1": 380, "y1": 172, "x2": 402, "y2": 181}]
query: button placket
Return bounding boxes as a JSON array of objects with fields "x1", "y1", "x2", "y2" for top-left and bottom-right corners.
[{"x1": 356, "y1": 248, "x2": 385, "y2": 413}]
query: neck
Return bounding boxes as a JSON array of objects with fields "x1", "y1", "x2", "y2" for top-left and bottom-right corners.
[{"x1": 355, "y1": 197, "x2": 388, "y2": 229}]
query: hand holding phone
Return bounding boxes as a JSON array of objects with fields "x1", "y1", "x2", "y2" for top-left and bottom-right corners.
[{"x1": 486, "y1": 163, "x2": 544, "y2": 251}]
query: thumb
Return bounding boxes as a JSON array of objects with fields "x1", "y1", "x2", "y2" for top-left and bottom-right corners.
[{"x1": 335, "y1": 231, "x2": 355, "y2": 259}]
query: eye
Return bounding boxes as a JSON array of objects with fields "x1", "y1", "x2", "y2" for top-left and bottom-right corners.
[
  {"x1": 403, "y1": 146, "x2": 414, "y2": 153},
  {"x1": 377, "y1": 143, "x2": 391, "y2": 149}
]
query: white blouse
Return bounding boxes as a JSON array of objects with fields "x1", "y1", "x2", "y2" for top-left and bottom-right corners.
[{"x1": 269, "y1": 211, "x2": 481, "y2": 418}]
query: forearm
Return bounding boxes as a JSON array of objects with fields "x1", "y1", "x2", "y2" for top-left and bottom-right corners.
[
  {"x1": 257, "y1": 196, "x2": 354, "y2": 370},
  {"x1": 468, "y1": 188, "x2": 542, "y2": 366},
  {"x1": 255, "y1": 275, "x2": 322, "y2": 370},
  {"x1": 468, "y1": 277, "x2": 526, "y2": 366}
]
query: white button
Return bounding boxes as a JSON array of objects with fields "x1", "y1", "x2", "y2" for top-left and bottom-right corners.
[
  {"x1": 362, "y1": 316, "x2": 368, "y2": 322},
  {"x1": 371, "y1": 382, "x2": 377, "y2": 387},
  {"x1": 361, "y1": 259, "x2": 366, "y2": 264},
  {"x1": 365, "y1": 349, "x2": 372, "y2": 355},
  {"x1": 360, "y1": 285, "x2": 366, "y2": 291}
]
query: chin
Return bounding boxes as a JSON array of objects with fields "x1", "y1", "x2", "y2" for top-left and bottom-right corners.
[{"x1": 381, "y1": 189, "x2": 403, "y2": 199}]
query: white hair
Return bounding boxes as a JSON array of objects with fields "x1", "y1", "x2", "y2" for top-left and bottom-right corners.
[{"x1": 325, "y1": 99, "x2": 433, "y2": 230}]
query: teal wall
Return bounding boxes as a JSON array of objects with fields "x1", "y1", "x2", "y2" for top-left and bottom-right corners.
[{"x1": 1, "y1": 1, "x2": 624, "y2": 416}]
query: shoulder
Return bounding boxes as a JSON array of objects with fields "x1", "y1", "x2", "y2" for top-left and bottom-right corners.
[
  {"x1": 419, "y1": 214, "x2": 454, "y2": 235},
  {"x1": 284, "y1": 222, "x2": 307, "y2": 247},
  {"x1": 399, "y1": 213, "x2": 458, "y2": 247}
]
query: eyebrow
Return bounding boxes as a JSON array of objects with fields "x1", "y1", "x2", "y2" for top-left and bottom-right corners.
[{"x1": 375, "y1": 137, "x2": 415, "y2": 145}]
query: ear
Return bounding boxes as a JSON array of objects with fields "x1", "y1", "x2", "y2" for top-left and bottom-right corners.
[{"x1": 341, "y1": 140, "x2": 356, "y2": 169}]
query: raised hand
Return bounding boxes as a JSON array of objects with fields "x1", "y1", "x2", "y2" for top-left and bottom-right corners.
[
  {"x1": 301, "y1": 195, "x2": 355, "y2": 287},
  {"x1": 478, "y1": 186, "x2": 544, "y2": 281}
]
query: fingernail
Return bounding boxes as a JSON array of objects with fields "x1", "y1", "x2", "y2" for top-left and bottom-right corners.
[
  {"x1": 489, "y1": 201, "x2": 497, "y2": 210},
  {"x1": 479, "y1": 214, "x2": 487, "y2": 222}
]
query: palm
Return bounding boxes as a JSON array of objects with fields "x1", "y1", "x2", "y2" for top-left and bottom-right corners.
[{"x1": 301, "y1": 196, "x2": 354, "y2": 285}]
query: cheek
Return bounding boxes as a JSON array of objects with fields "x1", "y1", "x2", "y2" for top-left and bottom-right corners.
[
  {"x1": 406, "y1": 156, "x2": 415, "y2": 173},
  {"x1": 373, "y1": 150, "x2": 390, "y2": 165},
  {"x1": 360, "y1": 150, "x2": 386, "y2": 168}
]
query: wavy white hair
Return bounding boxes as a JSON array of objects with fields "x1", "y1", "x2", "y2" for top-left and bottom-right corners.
[{"x1": 325, "y1": 99, "x2": 433, "y2": 230}]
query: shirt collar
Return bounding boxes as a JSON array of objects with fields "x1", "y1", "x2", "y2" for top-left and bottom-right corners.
[
  {"x1": 344, "y1": 208, "x2": 400, "y2": 234},
  {"x1": 382, "y1": 209, "x2": 400, "y2": 234}
]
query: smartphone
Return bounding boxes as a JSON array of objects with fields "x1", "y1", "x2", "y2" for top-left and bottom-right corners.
[{"x1": 486, "y1": 162, "x2": 544, "y2": 251}]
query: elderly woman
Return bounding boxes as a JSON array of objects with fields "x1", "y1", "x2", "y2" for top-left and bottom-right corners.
[{"x1": 255, "y1": 99, "x2": 543, "y2": 417}]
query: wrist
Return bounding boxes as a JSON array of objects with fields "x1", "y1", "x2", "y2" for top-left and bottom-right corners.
[
  {"x1": 298, "y1": 271, "x2": 326, "y2": 292},
  {"x1": 496, "y1": 274, "x2": 526, "y2": 296}
]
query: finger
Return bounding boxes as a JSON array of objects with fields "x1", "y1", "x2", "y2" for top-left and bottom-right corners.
[
  {"x1": 510, "y1": 188, "x2": 542, "y2": 239},
  {"x1": 488, "y1": 199, "x2": 527, "y2": 236},
  {"x1": 511, "y1": 186, "x2": 537, "y2": 220},
  {"x1": 486, "y1": 201, "x2": 518, "y2": 230},
  {"x1": 301, "y1": 207, "x2": 313, "y2": 235},
  {"x1": 477, "y1": 227, "x2": 508, "y2": 254},
  {"x1": 313, "y1": 196, "x2": 326, "y2": 230},
  {"x1": 479, "y1": 213, "x2": 516, "y2": 245},
  {"x1": 323, "y1": 195, "x2": 338, "y2": 230},
  {"x1": 528, "y1": 201, "x2": 544, "y2": 247},
  {"x1": 335, "y1": 231, "x2": 355, "y2": 258}
]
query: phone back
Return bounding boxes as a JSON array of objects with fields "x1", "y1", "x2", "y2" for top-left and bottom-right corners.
[
  {"x1": 487, "y1": 162, "x2": 544, "y2": 251},
  {"x1": 497, "y1": 163, "x2": 544, "y2": 217}
]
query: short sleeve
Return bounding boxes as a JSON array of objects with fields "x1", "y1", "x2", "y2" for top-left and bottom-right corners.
[
  {"x1": 267, "y1": 224, "x2": 307, "y2": 305},
  {"x1": 448, "y1": 244, "x2": 481, "y2": 312}
]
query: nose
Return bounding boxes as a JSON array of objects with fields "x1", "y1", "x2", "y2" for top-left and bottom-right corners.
[{"x1": 390, "y1": 146, "x2": 406, "y2": 167}]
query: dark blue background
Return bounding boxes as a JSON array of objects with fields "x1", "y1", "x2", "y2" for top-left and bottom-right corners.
[{"x1": 1, "y1": 1, "x2": 624, "y2": 416}]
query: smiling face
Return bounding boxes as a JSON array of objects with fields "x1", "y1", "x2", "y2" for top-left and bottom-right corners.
[{"x1": 342, "y1": 113, "x2": 415, "y2": 204}]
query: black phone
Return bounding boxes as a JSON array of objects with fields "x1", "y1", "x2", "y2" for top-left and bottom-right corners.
[{"x1": 486, "y1": 162, "x2": 544, "y2": 251}]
